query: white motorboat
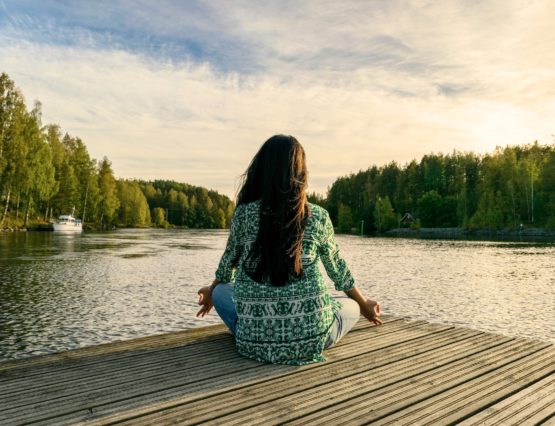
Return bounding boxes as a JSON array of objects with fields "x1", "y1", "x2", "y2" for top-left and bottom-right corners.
[{"x1": 53, "y1": 214, "x2": 83, "y2": 232}]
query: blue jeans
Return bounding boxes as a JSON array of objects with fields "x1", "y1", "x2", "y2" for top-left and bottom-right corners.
[{"x1": 211, "y1": 283, "x2": 360, "y2": 348}]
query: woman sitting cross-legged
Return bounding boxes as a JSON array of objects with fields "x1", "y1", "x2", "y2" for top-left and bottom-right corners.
[{"x1": 196, "y1": 134, "x2": 382, "y2": 365}]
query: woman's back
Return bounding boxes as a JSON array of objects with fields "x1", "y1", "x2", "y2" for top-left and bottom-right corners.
[
  {"x1": 197, "y1": 134, "x2": 381, "y2": 365},
  {"x1": 215, "y1": 199, "x2": 356, "y2": 365}
]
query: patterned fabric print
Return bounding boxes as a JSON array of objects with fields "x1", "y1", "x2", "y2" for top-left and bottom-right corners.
[{"x1": 215, "y1": 200, "x2": 356, "y2": 365}]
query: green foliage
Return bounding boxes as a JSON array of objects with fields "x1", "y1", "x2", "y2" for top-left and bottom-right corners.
[
  {"x1": 325, "y1": 142, "x2": 555, "y2": 231},
  {"x1": 307, "y1": 192, "x2": 326, "y2": 208},
  {"x1": 3, "y1": 71, "x2": 553, "y2": 232},
  {"x1": 215, "y1": 208, "x2": 226, "y2": 228},
  {"x1": 337, "y1": 203, "x2": 353, "y2": 232},
  {"x1": 52, "y1": 161, "x2": 79, "y2": 215},
  {"x1": 0, "y1": 73, "x2": 233, "y2": 230},
  {"x1": 0, "y1": 77, "x2": 58, "y2": 227},
  {"x1": 374, "y1": 196, "x2": 397, "y2": 232},
  {"x1": 152, "y1": 207, "x2": 169, "y2": 228},
  {"x1": 469, "y1": 190, "x2": 504, "y2": 229},
  {"x1": 116, "y1": 180, "x2": 151, "y2": 227},
  {"x1": 414, "y1": 191, "x2": 457, "y2": 228},
  {"x1": 97, "y1": 157, "x2": 119, "y2": 227},
  {"x1": 410, "y1": 218, "x2": 421, "y2": 230},
  {"x1": 417, "y1": 191, "x2": 443, "y2": 227},
  {"x1": 137, "y1": 180, "x2": 234, "y2": 229}
]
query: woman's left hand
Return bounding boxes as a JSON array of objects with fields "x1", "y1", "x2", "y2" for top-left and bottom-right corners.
[
  {"x1": 196, "y1": 286, "x2": 213, "y2": 317},
  {"x1": 360, "y1": 299, "x2": 383, "y2": 326}
]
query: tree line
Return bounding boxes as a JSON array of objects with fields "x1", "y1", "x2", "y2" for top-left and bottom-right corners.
[
  {"x1": 3, "y1": 71, "x2": 554, "y2": 233},
  {"x1": 0, "y1": 72, "x2": 233, "y2": 229},
  {"x1": 313, "y1": 142, "x2": 555, "y2": 233}
]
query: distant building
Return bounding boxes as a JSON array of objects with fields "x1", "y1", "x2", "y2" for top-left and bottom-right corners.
[{"x1": 400, "y1": 212, "x2": 416, "y2": 227}]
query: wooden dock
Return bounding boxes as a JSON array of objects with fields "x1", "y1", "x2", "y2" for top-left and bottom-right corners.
[{"x1": 1, "y1": 315, "x2": 553, "y2": 425}]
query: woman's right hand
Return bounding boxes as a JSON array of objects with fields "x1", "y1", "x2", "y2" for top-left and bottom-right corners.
[
  {"x1": 360, "y1": 299, "x2": 382, "y2": 325},
  {"x1": 196, "y1": 286, "x2": 214, "y2": 318}
]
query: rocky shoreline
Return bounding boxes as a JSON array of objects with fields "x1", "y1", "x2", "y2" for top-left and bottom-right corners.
[
  {"x1": 0, "y1": 227, "x2": 28, "y2": 232},
  {"x1": 0, "y1": 224, "x2": 53, "y2": 232},
  {"x1": 3, "y1": 225, "x2": 555, "y2": 239},
  {"x1": 385, "y1": 227, "x2": 555, "y2": 238}
]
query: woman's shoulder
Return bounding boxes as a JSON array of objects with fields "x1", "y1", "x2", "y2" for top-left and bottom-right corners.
[
  {"x1": 234, "y1": 199, "x2": 261, "y2": 216},
  {"x1": 307, "y1": 202, "x2": 330, "y2": 222}
]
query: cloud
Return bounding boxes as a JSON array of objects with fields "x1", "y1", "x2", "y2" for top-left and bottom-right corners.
[
  {"x1": 0, "y1": 0, "x2": 554, "y2": 197},
  {"x1": 0, "y1": 0, "x2": 258, "y2": 73}
]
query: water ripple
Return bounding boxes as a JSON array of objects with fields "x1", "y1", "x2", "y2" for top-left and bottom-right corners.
[{"x1": 0, "y1": 230, "x2": 553, "y2": 361}]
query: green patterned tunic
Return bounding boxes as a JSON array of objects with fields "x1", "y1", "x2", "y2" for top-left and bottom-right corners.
[{"x1": 215, "y1": 200, "x2": 356, "y2": 365}]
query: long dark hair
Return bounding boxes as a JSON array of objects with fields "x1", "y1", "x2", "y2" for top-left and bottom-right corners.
[{"x1": 237, "y1": 135, "x2": 309, "y2": 286}]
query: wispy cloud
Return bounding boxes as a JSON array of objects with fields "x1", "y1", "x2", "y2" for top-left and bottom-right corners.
[{"x1": 1, "y1": 0, "x2": 554, "y2": 197}]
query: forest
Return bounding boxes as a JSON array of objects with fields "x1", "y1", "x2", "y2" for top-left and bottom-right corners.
[
  {"x1": 2, "y1": 71, "x2": 554, "y2": 233},
  {"x1": 317, "y1": 142, "x2": 555, "y2": 233},
  {"x1": 0, "y1": 72, "x2": 234, "y2": 230}
]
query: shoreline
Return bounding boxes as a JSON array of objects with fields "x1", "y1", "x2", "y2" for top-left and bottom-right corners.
[
  {"x1": 0, "y1": 224, "x2": 224, "y2": 232},
  {"x1": 384, "y1": 227, "x2": 555, "y2": 238},
  {"x1": 3, "y1": 225, "x2": 555, "y2": 241}
]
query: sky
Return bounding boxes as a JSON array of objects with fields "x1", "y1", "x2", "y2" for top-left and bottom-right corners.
[{"x1": 1, "y1": 0, "x2": 554, "y2": 198}]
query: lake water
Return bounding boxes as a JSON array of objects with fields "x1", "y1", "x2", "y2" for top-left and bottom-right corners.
[{"x1": 0, "y1": 229, "x2": 553, "y2": 361}]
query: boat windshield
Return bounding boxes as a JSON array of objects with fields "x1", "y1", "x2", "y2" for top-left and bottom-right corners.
[{"x1": 58, "y1": 215, "x2": 77, "y2": 223}]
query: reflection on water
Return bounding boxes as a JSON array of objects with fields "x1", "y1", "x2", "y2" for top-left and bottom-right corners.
[{"x1": 1, "y1": 230, "x2": 554, "y2": 360}]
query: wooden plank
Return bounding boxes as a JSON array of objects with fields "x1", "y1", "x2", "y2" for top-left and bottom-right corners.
[
  {"x1": 0, "y1": 315, "x2": 400, "y2": 385},
  {"x1": 1, "y1": 318, "x2": 426, "y2": 424},
  {"x1": 0, "y1": 336, "x2": 235, "y2": 395},
  {"x1": 1, "y1": 355, "x2": 262, "y2": 423},
  {"x1": 274, "y1": 340, "x2": 551, "y2": 425},
  {"x1": 0, "y1": 323, "x2": 229, "y2": 372},
  {"x1": 285, "y1": 343, "x2": 553, "y2": 426},
  {"x1": 111, "y1": 336, "x2": 498, "y2": 424},
  {"x1": 162, "y1": 334, "x2": 515, "y2": 426},
  {"x1": 84, "y1": 328, "x2": 488, "y2": 425},
  {"x1": 2, "y1": 315, "x2": 551, "y2": 426},
  {"x1": 24, "y1": 322, "x2": 452, "y2": 426},
  {"x1": 371, "y1": 347, "x2": 554, "y2": 425},
  {"x1": 0, "y1": 314, "x2": 397, "y2": 375},
  {"x1": 0, "y1": 317, "x2": 408, "y2": 404},
  {"x1": 0, "y1": 329, "x2": 234, "y2": 384},
  {"x1": 458, "y1": 374, "x2": 555, "y2": 425},
  {"x1": 7, "y1": 325, "x2": 438, "y2": 422},
  {"x1": 84, "y1": 327, "x2": 460, "y2": 425},
  {"x1": 534, "y1": 410, "x2": 555, "y2": 426}
]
